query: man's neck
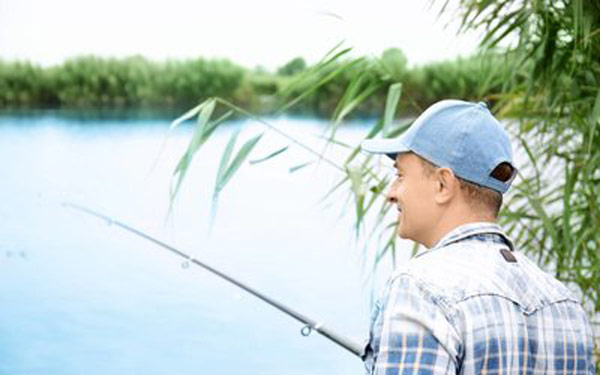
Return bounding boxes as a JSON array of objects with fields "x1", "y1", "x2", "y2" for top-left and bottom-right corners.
[{"x1": 423, "y1": 210, "x2": 496, "y2": 249}]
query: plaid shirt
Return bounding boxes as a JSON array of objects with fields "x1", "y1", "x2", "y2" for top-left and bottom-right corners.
[{"x1": 363, "y1": 222, "x2": 596, "y2": 375}]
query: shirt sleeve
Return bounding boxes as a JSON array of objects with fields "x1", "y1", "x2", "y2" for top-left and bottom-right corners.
[{"x1": 371, "y1": 274, "x2": 462, "y2": 375}]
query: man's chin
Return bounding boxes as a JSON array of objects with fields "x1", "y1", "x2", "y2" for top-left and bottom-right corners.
[{"x1": 396, "y1": 225, "x2": 409, "y2": 239}]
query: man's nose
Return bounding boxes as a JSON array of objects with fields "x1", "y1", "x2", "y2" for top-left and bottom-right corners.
[{"x1": 386, "y1": 188, "x2": 397, "y2": 203}]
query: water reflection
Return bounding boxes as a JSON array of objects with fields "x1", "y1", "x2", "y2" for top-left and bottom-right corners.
[{"x1": 0, "y1": 112, "x2": 384, "y2": 375}]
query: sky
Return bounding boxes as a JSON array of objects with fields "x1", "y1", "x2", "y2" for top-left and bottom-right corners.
[{"x1": 0, "y1": 0, "x2": 482, "y2": 70}]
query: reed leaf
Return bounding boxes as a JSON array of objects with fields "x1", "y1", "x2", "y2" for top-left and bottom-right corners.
[
  {"x1": 289, "y1": 161, "x2": 314, "y2": 173},
  {"x1": 320, "y1": 175, "x2": 351, "y2": 203},
  {"x1": 249, "y1": 146, "x2": 289, "y2": 165},
  {"x1": 215, "y1": 132, "x2": 263, "y2": 193},
  {"x1": 383, "y1": 83, "x2": 402, "y2": 133},
  {"x1": 347, "y1": 165, "x2": 368, "y2": 232},
  {"x1": 169, "y1": 102, "x2": 205, "y2": 130},
  {"x1": 278, "y1": 57, "x2": 364, "y2": 114},
  {"x1": 214, "y1": 129, "x2": 239, "y2": 196},
  {"x1": 345, "y1": 120, "x2": 384, "y2": 166},
  {"x1": 169, "y1": 99, "x2": 219, "y2": 203}
]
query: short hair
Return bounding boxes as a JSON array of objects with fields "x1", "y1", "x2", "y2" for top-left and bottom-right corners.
[{"x1": 417, "y1": 156, "x2": 514, "y2": 217}]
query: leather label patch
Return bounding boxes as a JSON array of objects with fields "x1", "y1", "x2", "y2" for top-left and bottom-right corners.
[{"x1": 500, "y1": 248, "x2": 517, "y2": 263}]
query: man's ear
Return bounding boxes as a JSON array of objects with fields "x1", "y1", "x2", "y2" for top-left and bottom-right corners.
[{"x1": 433, "y1": 167, "x2": 459, "y2": 204}]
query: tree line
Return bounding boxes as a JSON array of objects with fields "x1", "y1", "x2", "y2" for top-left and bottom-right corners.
[{"x1": 0, "y1": 50, "x2": 509, "y2": 116}]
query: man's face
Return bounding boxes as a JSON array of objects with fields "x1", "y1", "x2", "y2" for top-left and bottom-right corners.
[{"x1": 386, "y1": 153, "x2": 439, "y2": 245}]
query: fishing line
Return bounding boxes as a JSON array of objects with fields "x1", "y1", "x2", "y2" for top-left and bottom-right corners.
[{"x1": 62, "y1": 201, "x2": 364, "y2": 358}]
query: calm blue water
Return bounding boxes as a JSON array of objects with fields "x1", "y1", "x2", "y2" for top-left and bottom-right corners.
[{"x1": 0, "y1": 113, "x2": 398, "y2": 375}]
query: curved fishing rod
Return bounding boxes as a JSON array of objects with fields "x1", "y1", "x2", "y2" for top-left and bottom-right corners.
[{"x1": 62, "y1": 202, "x2": 364, "y2": 359}]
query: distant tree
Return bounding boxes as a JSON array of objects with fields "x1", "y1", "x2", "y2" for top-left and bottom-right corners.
[
  {"x1": 378, "y1": 48, "x2": 408, "y2": 82},
  {"x1": 253, "y1": 65, "x2": 268, "y2": 74},
  {"x1": 277, "y1": 57, "x2": 307, "y2": 76}
]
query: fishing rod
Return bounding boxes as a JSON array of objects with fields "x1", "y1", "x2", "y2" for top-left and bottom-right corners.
[{"x1": 62, "y1": 202, "x2": 365, "y2": 359}]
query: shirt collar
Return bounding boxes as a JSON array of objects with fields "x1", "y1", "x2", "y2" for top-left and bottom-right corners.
[{"x1": 415, "y1": 222, "x2": 514, "y2": 258}]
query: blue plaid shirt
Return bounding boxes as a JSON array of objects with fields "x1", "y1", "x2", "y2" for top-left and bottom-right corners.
[{"x1": 363, "y1": 222, "x2": 596, "y2": 375}]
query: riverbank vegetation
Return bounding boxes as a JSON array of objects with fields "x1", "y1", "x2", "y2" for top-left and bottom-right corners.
[{"x1": 0, "y1": 50, "x2": 509, "y2": 117}]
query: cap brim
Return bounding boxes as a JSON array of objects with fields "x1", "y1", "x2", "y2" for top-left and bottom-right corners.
[{"x1": 361, "y1": 138, "x2": 410, "y2": 160}]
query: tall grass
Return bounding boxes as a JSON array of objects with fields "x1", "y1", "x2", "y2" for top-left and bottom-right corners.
[{"x1": 443, "y1": 0, "x2": 600, "y2": 321}]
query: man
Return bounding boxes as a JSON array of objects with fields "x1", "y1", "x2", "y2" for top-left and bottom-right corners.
[{"x1": 360, "y1": 100, "x2": 595, "y2": 375}]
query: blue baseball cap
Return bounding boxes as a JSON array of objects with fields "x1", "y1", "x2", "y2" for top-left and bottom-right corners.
[{"x1": 361, "y1": 99, "x2": 516, "y2": 194}]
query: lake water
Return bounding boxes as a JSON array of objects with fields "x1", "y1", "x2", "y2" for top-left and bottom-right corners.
[{"x1": 0, "y1": 112, "x2": 399, "y2": 375}]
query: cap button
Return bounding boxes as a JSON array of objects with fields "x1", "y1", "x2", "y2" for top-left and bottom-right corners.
[{"x1": 477, "y1": 101, "x2": 488, "y2": 109}]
